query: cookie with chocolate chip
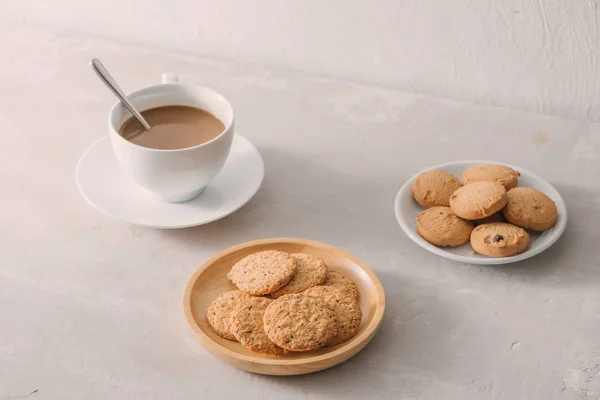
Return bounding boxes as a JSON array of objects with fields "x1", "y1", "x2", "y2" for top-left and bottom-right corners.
[{"x1": 470, "y1": 222, "x2": 530, "y2": 258}]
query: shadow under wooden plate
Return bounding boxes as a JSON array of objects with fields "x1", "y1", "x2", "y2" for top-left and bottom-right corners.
[{"x1": 183, "y1": 238, "x2": 386, "y2": 376}]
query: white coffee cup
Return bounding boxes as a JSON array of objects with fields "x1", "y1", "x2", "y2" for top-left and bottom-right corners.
[{"x1": 108, "y1": 74, "x2": 234, "y2": 203}]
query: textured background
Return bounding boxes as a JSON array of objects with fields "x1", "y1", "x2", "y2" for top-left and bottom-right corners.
[
  {"x1": 1, "y1": 25, "x2": 600, "y2": 399},
  {"x1": 1, "y1": 0, "x2": 599, "y2": 121}
]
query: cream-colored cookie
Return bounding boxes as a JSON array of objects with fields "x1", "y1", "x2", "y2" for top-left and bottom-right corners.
[
  {"x1": 502, "y1": 187, "x2": 558, "y2": 231},
  {"x1": 304, "y1": 286, "x2": 362, "y2": 346},
  {"x1": 227, "y1": 250, "x2": 297, "y2": 295},
  {"x1": 411, "y1": 170, "x2": 463, "y2": 208},
  {"x1": 263, "y1": 294, "x2": 337, "y2": 352},
  {"x1": 449, "y1": 182, "x2": 508, "y2": 220},
  {"x1": 268, "y1": 253, "x2": 328, "y2": 299},
  {"x1": 416, "y1": 206, "x2": 474, "y2": 247},
  {"x1": 206, "y1": 290, "x2": 251, "y2": 341},
  {"x1": 322, "y1": 271, "x2": 360, "y2": 300},
  {"x1": 462, "y1": 164, "x2": 520, "y2": 190},
  {"x1": 470, "y1": 222, "x2": 531, "y2": 257},
  {"x1": 230, "y1": 296, "x2": 284, "y2": 355}
]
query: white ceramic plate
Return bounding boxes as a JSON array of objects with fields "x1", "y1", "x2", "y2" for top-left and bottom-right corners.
[
  {"x1": 394, "y1": 160, "x2": 568, "y2": 265},
  {"x1": 77, "y1": 133, "x2": 264, "y2": 229}
]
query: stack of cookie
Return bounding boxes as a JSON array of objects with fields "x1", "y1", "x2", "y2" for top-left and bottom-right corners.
[
  {"x1": 206, "y1": 250, "x2": 362, "y2": 355},
  {"x1": 412, "y1": 164, "x2": 558, "y2": 257}
]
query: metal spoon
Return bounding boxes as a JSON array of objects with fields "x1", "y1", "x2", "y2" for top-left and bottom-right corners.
[{"x1": 90, "y1": 58, "x2": 151, "y2": 130}]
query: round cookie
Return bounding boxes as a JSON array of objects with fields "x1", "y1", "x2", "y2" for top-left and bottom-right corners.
[
  {"x1": 268, "y1": 253, "x2": 328, "y2": 299},
  {"x1": 322, "y1": 271, "x2": 360, "y2": 300},
  {"x1": 462, "y1": 164, "x2": 520, "y2": 190},
  {"x1": 416, "y1": 206, "x2": 474, "y2": 247},
  {"x1": 470, "y1": 222, "x2": 531, "y2": 258},
  {"x1": 263, "y1": 294, "x2": 337, "y2": 352},
  {"x1": 411, "y1": 170, "x2": 463, "y2": 208},
  {"x1": 206, "y1": 290, "x2": 251, "y2": 341},
  {"x1": 474, "y1": 212, "x2": 506, "y2": 226},
  {"x1": 227, "y1": 250, "x2": 297, "y2": 295},
  {"x1": 502, "y1": 187, "x2": 558, "y2": 231},
  {"x1": 304, "y1": 286, "x2": 362, "y2": 346},
  {"x1": 230, "y1": 296, "x2": 284, "y2": 355},
  {"x1": 449, "y1": 181, "x2": 508, "y2": 220}
]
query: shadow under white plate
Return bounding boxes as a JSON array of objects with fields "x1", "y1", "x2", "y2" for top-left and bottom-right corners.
[
  {"x1": 76, "y1": 134, "x2": 264, "y2": 229},
  {"x1": 394, "y1": 160, "x2": 568, "y2": 265}
]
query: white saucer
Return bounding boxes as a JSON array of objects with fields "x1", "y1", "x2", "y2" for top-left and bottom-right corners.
[
  {"x1": 77, "y1": 134, "x2": 264, "y2": 229},
  {"x1": 394, "y1": 160, "x2": 568, "y2": 265}
]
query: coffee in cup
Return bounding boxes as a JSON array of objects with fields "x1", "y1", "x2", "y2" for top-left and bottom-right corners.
[{"x1": 119, "y1": 105, "x2": 225, "y2": 150}]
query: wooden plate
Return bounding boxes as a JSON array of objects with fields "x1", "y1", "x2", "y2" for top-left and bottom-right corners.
[{"x1": 183, "y1": 238, "x2": 385, "y2": 375}]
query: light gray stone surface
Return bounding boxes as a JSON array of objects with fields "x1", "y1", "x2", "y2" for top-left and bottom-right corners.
[{"x1": 1, "y1": 24, "x2": 599, "y2": 400}]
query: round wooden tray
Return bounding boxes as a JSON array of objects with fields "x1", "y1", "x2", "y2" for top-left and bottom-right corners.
[{"x1": 183, "y1": 238, "x2": 386, "y2": 376}]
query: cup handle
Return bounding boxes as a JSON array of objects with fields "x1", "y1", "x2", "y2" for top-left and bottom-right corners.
[{"x1": 162, "y1": 73, "x2": 179, "y2": 84}]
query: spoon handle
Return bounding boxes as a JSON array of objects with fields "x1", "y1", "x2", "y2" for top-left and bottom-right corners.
[{"x1": 90, "y1": 58, "x2": 151, "y2": 130}]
